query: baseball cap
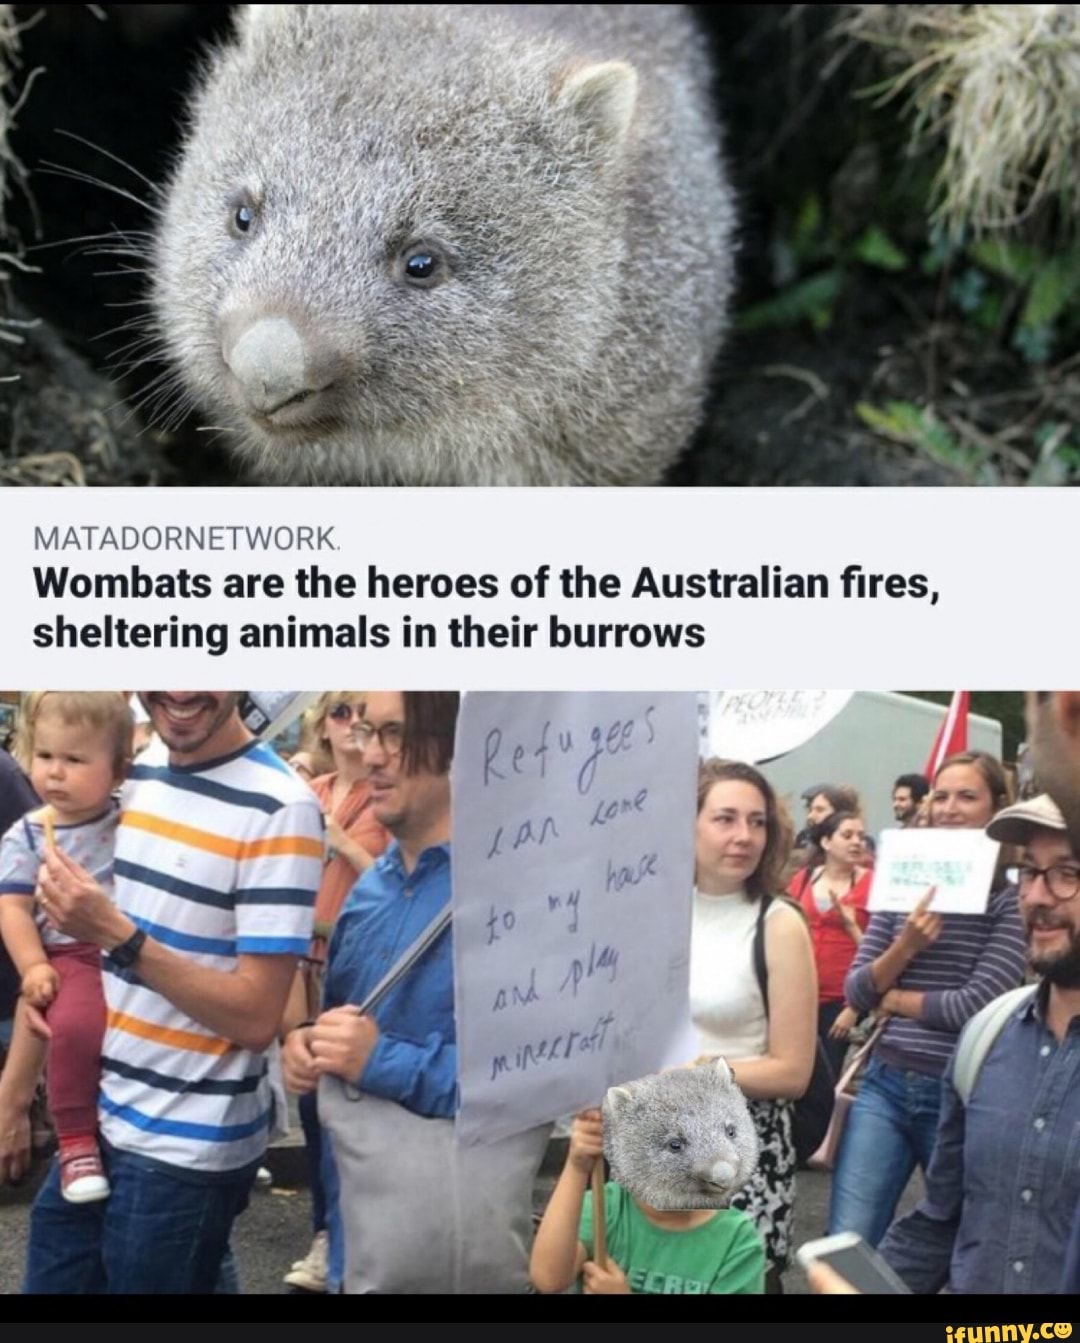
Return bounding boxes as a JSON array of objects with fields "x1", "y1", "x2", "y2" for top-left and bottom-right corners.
[{"x1": 986, "y1": 793, "x2": 1068, "y2": 845}]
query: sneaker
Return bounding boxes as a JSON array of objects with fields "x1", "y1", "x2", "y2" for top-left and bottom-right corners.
[
  {"x1": 283, "y1": 1230, "x2": 329, "y2": 1293},
  {"x1": 59, "y1": 1136, "x2": 110, "y2": 1204},
  {"x1": 255, "y1": 1165, "x2": 273, "y2": 1188}
]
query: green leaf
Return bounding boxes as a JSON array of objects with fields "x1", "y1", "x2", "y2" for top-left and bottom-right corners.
[
  {"x1": 972, "y1": 292, "x2": 1003, "y2": 332},
  {"x1": 792, "y1": 193, "x2": 824, "y2": 266},
  {"x1": 736, "y1": 269, "x2": 845, "y2": 333},
  {"x1": 853, "y1": 226, "x2": 908, "y2": 272},
  {"x1": 855, "y1": 400, "x2": 973, "y2": 471},
  {"x1": 968, "y1": 239, "x2": 1041, "y2": 285},
  {"x1": 1020, "y1": 254, "x2": 1080, "y2": 329}
]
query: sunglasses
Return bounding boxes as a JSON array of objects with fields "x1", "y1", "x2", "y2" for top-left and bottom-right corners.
[{"x1": 327, "y1": 703, "x2": 364, "y2": 723}]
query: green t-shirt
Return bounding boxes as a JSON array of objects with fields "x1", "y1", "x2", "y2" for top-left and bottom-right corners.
[{"x1": 578, "y1": 1182, "x2": 765, "y2": 1295}]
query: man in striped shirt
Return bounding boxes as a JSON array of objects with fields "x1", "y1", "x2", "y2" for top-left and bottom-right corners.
[{"x1": 24, "y1": 691, "x2": 323, "y2": 1294}]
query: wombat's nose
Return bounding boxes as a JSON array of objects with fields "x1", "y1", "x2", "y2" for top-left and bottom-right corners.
[
  {"x1": 222, "y1": 316, "x2": 339, "y2": 418},
  {"x1": 707, "y1": 1160, "x2": 736, "y2": 1187}
]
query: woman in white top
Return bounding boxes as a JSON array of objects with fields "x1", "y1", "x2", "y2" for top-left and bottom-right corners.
[{"x1": 691, "y1": 759, "x2": 818, "y2": 1292}]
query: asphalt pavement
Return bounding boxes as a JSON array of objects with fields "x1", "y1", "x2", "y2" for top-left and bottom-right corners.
[{"x1": 0, "y1": 1139, "x2": 923, "y2": 1296}]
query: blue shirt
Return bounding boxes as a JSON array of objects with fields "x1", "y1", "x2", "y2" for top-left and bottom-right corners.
[
  {"x1": 324, "y1": 840, "x2": 456, "y2": 1118},
  {"x1": 1063, "y1": 1207, "x2": 1080, "y2": 1293},
  {"x1": 881, "y1": 982, "x2": 1080, "y2": 1294}
]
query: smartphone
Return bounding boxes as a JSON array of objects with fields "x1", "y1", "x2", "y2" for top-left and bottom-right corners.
[{"x1": 797, "y1": 1232, "x2": 912, "y2": 1294}]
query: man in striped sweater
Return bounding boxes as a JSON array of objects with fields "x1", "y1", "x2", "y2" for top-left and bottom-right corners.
[{"x1": 23, "y1": 691, "x2": 324, "y2": 1294}]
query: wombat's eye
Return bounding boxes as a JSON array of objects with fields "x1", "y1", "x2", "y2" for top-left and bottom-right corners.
[
  {"x1": 405, "y1": 253, "x2": 437, "y2": 281},
  {"x1": 401, "y1": 247, "x2": 446, "y2": 288},
  {"x1": 227, "y1": 195, "x2": 259, "y2": 239},
  {"x1": 667, "y1": 1139, "x2": 683, "y2": 1153},
  {"x1": 725, "y1": 1123, "x2": 738, "y2": 1139}
]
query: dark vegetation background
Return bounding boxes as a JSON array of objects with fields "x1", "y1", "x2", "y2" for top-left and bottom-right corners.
[{"x1": 1, "y1": 4, "x2": 1076, "y2": 485}]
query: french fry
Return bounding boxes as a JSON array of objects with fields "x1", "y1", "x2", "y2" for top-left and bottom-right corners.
[{"x1": 40, "y1": 805, "x2": 56, "y2": 851}]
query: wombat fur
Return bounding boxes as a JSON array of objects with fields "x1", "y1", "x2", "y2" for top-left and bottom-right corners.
[
  {"x1": 153, "y1": 4, "x2": 736, "y2": 485},
  {"x1": 602, "y1": 1060, "x2": 758, "y2": 1210}
]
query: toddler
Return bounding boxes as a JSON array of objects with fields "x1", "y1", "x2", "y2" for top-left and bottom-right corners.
[
  {"x1": 0, "y1": 692, "x2": 132, "y2": 1202},
  {"x1": 530, "y1": 1109, "x2": 765, "y2": 1295}
]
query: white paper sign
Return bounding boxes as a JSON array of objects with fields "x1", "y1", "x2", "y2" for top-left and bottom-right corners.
[
  {"x1": 451, "y1": 692, "x2": 699, "y2": 1146},
  {"x1": 869, "y1": 828, "x2": 1001, "y2": 915},
  {"x1": 243, "y1": 691, "x2": 318, "y2": 741},
  {"x1": 706, "y1": 690, "x2": 854, "y2": 763}
]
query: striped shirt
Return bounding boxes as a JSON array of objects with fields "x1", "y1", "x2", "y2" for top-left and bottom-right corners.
[
  {"x1": 845, "y1": 883, "x2": 1027, "y2": 1076},
  {"x1": 100, "y1": 740, "x2": 323, "y2": 1175},
  {"x1": 0, "y1": 804, "x2": 117, "y2": 949}
]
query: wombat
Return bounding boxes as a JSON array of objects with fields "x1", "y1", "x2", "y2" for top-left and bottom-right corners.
[
  {"x1": 153, "y1": 4, "x2": 736, "y2": 485},
  {"x1": 602, "y1": 1059, "x2": 758, "y2": 1210}
]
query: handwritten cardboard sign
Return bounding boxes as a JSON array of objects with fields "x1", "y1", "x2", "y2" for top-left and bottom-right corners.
[
  {"x1": 451, "y1": 693, "x2": 699, "y2": 1146},
  {"x1": 869, "y1": 828, "x2": 1001, "y2": 915},
  {"x1": 705, "y1": 690, "x2": 853, "y2": 763}
]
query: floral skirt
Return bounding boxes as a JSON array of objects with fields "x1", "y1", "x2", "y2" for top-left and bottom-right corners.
[{"x1": 728, "y1": 1097, "x2": 796, "y2": 1271}]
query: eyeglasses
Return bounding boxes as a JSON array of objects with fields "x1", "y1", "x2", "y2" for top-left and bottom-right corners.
[
  {"x1": 1010, "y1": 863, "x2": 1080, "y2": 902},
  {"x1": 350, "y1": 721, "x2": 406, "y2": 756},
  {"x1": 327, "y1": 703, "x2": 364, "y2": 723}
]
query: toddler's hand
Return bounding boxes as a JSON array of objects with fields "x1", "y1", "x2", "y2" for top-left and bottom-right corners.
[
  {"x1": 21, "y1": 962, "x2": 59, "y2": 1009},
  {"x1": 568, "y1": 1109, "x2": 604, "y2": 1174},
  {"x1": 582, "y1": 1257, "x2": 631, "y2": 1294}
]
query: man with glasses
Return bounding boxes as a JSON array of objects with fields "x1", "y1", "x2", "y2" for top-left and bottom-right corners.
[
  {"x1": 877, "y1": 793, "x2": 1080, "y2": 1293},
  {"x1": 1024, "y1": 692, "x2": 1080, "y2": 1296},
  {"x1": 284, "y1": 690, "x2": 548, "y2": 1293}
]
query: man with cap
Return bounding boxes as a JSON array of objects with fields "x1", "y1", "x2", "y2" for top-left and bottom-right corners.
[
  {"x1": 877, "y1": 793, "x2": 1080, "y2": 1293},
  {"x1": 1024, "y1": 692, "x2": 1080, "y2": 1295}
]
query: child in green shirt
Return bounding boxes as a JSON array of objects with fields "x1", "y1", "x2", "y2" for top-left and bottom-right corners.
[{"x1": 530, "y1": 1109, "x2": 765, "y2": 1295}]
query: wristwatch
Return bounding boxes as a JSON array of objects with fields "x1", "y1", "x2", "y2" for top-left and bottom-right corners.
[{"x1": 110, "y1": 926, "x2": 147, "y2": 969}]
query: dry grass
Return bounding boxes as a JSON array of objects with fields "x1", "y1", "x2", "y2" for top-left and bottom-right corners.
[{"x1": 838, "y1": 5, "x2": 1080, "y2": 239}]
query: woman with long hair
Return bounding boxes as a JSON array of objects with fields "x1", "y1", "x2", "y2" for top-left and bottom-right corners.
[
  {"x1": 827, "y1": 750, "x2": 1028, "y2": 1246},
  {"x1": 691, "y1": 758, "x2": 818, "y2": 1292},
  {"x1": 788, "y1": 810, "x2": 872, "y2": 1080}
]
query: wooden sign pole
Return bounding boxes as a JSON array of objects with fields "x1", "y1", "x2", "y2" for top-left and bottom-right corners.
[{"x1": 591, "y1": 1157, "x2": 608, "y2": 1270}]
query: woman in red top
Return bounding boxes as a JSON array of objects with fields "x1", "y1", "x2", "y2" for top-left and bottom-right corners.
[{"x1": 787, "y1": 810, "x2": 872, "y2": 1080}]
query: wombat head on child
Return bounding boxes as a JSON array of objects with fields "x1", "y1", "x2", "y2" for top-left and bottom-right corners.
[{"x1": 603, "y1": 1059, "x2": 758, "y2": 1210}]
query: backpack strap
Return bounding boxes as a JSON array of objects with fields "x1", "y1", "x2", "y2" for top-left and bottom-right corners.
[{"x1": 952, "y1": 984, "x2": 1037, "y2": 1105}]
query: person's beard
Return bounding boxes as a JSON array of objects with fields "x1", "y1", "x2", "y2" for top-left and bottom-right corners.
[{"x1": 1027, "y1": 910, "x2": 1080, "y2": 988}]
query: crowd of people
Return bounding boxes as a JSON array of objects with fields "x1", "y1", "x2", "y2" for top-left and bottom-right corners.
[{"x1": 0, "y1": 689, "x2": 1079, "y2": 1297}]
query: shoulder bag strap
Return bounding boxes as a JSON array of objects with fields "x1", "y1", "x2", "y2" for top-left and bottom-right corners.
[
  {"x1": 836, "y1": 1017, "x2": 888, "y2": 1095},
  {"x1": 356, "y1": 904, "x2": 452, "y2": 1017}
]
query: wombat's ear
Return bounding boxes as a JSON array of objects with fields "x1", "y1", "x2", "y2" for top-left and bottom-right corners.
[
  {"x1": 713, "y1": 1058, "x2": 735, "y2": 1087},
  {"x1": 556, "y1": 61, "x2": 638, "y2": 152},
  {"x1": 605, "y1": 1085, "x2": 634, "y2": 1114}
]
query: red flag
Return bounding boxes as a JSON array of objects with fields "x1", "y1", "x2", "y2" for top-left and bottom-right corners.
[{"x1": 925, "y1": 691, "x2": 970, "y2": 779}]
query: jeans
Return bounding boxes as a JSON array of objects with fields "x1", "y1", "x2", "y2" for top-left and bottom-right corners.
[
  {"x1": 24, "y1": 1143, "x2": 255, "y2": 1294},
  {"x1": 321, "y1": 1118, "x2": 344, "y2": 1293},
  {"x1": 827, "y1": 1055, "x2": 944, "y2": 1247}
]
